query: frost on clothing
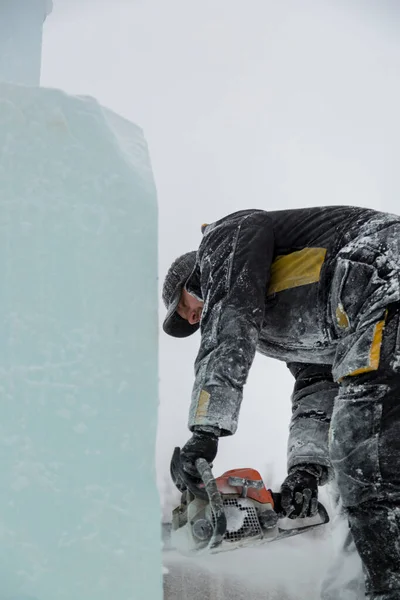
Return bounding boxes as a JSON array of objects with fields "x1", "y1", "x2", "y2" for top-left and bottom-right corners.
[
  {"x1": 286, "y1": 363, "x2": 337, "y2": 483},
  {"x1": 186, "y1": 205, "x2": 376, "y2": 436},
  {"x1": 330, "y1": 302, "x2": 400, "y2": 598},
  {"x1": 330, "y1": 217, "x2": 400, "y2": 381},
  {"x1": 188, "y1": 210, "x2": 274, "y2": 435},
  {"x1": 183, "y1": 206, "x2": 400, "y2": 599}
]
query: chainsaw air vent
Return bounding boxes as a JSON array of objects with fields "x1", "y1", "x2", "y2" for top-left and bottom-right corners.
[{"x1": 220, "y1": 498, "x2": 262, "y2": 543}]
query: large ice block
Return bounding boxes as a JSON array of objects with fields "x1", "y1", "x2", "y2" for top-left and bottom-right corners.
[{"x1": 0, "y1": 83, "x2": 161, "y2": 600}]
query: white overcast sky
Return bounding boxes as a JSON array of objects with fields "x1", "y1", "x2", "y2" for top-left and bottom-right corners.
[{"x1": 41, "y1": 0, "x2": 400, "y2": 517}]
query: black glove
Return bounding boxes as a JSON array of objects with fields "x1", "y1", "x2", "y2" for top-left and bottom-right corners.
[
  {"x1": 180, "y1": 426, "x2": 219, "y2": 480},
  {"x1": 280, "y1": 464, "x2": 324, "y2": 519}
]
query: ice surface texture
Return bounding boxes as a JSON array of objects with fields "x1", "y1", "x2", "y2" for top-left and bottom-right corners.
[{"x1": 0, "y1": 83, "x2": 161, "y2": 600}]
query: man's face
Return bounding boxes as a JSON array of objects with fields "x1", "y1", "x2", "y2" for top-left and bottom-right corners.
[{"x1": 176, "y1": 288, "x2": 204, "y2": 325}]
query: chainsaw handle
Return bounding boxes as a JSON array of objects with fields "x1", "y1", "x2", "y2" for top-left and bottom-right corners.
[
  {"x1": 170, "y1": 447, "x2": 208, "y2": 500},
  {"x1": 195, "y1": 458, "x2": 227, "y2": 549},
  {"x1": 272, "y1": 491, "x2": 330, "y2": 524},
  {"x1": 170, "y1": 447, "x2": 227, "y2": 548}
]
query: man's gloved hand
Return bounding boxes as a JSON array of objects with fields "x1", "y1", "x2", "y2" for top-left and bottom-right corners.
[
  {"x1": 280, "y1": 464, "x2": 325, "y2": 519},
  {"x1": 180, "y1": 426, "x2": 220, "y2": 480}
]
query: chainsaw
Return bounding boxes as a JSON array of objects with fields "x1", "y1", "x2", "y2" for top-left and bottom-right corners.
[{"x1": 167, "y1": 447, "x2": 330, "y2": 555}]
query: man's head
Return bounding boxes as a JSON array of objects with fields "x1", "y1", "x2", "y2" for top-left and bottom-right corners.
[{"x1": 162, "y1": 251, "x2": 204, "y2": 338}]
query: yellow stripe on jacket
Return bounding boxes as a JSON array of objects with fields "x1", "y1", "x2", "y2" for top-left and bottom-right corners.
[{"x1": 268, "y1": 247, "x2": 327, "y2": 295}]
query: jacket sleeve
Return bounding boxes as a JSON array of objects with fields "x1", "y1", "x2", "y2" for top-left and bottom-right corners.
[
  {"x1": 188, "y1": 210, "x2": 275, "y2": 436},
  {"x1": 286, "y1": 362, "x2": 338, "y2": 485}
]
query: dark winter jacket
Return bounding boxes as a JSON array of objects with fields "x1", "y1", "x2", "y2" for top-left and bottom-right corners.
[{"x1": 185, "y1": 206, "x2": 400, "y2": 480}]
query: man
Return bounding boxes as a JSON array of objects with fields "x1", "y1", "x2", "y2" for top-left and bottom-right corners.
[{"x1": 162, "y1": 206, "x2": 400, "y2": 600}]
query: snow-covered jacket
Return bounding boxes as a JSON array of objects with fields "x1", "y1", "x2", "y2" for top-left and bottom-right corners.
[{"x1": 185, "y1": 206, "x2": 387, "y2": 481}]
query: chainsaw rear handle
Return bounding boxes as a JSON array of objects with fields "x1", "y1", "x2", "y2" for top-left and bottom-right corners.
[{"x1": 272, "y1": 491, "x2": 330, "y2": 524}]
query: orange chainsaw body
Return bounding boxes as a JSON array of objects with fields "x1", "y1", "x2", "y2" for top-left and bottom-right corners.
[{"x1": 215, "y1": 468, "x2": 275, "y2": 506}]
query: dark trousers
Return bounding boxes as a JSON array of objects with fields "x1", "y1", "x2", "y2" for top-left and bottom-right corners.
[{"x1": 330, "y1": 304, "x2": 400, "y2": 599}]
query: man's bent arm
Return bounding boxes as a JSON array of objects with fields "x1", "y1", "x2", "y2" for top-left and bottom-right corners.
[{"x1": 188, "y1": 209, "x2": 275, "y2": 435}]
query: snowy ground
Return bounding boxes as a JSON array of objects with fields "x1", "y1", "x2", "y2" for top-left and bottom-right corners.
[{"x1": 163, "y1": 524, "x2": 332, "y2": 600}]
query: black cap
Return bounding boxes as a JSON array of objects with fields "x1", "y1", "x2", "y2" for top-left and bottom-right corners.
[{"x1": 162, "y1": 251, "x2": 200, "y2": 338}]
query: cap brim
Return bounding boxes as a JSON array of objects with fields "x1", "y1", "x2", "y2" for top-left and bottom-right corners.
[{"x1": 162, "y1": 289, "x2": 200, "y2": 338}]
